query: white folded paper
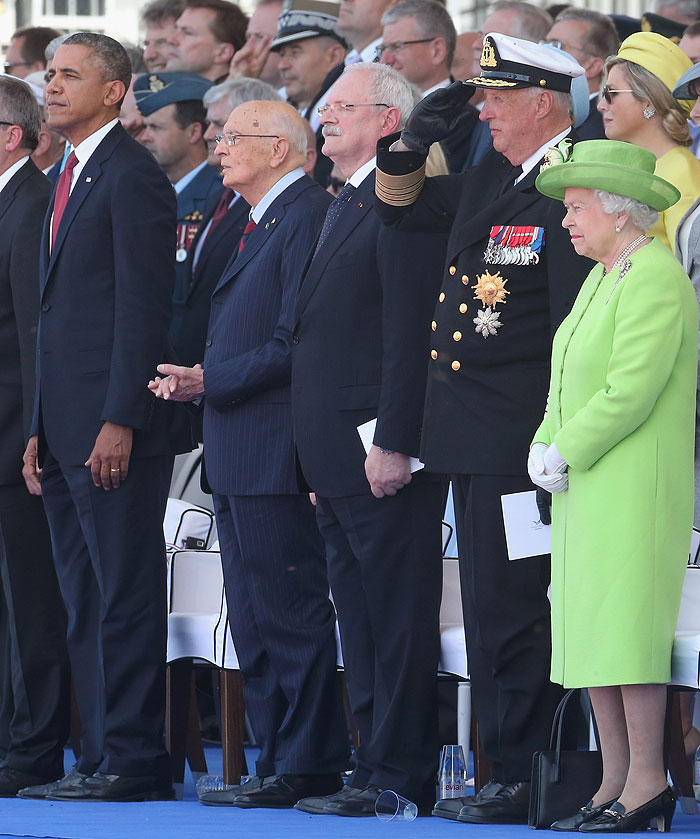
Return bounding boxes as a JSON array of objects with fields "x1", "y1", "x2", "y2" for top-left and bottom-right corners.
[
  {"x1": 357, "y1": 419, "x2": 424, "y2": 473},
  {"x1": 501, "y1": 490, "x2": 551, "y2": 560}
]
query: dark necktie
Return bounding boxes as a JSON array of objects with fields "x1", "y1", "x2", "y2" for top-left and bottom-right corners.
[
  {"x1": 209, "y1": 188, "x2": 234, "y2": 236},
  {"x1": 497, "y1": 164, "x2": 523, "y2": 197},
  {"x1": 51, "y1": 150, "x2": 79, "y2": 247},
  {"x1": 238, "y1": 218, "x2": 257, "y2": 253},
  {"x1": 314, "y1": 183, "x2": 356, "y2": 256}
]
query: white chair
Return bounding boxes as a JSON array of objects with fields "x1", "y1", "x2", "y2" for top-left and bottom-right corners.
[
  {"x1": 166, "y1": 549, "x2": 245, "y2": 796},
  {"x1": 169, "y1": 445, "x2": 215, "y2": 513},
  {"x1": 439, "y1": 556, "x2": 471, "y2": 764},
  {"x1": 163, "y1": 497, "x2": 216, "y2": 551}
]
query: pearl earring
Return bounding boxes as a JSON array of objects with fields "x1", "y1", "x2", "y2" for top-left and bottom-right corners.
[
  {"x1": 643, "y1": 107, "x2": 655, "y2": 119},
  {"x1": 615, "y1": 225, "x2": 621, "y2": 232}
]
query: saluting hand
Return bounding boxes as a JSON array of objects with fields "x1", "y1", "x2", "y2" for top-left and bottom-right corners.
[
  {"x1": 148, "y1": 363, "x2": 204, "y2": 402},
  {"x1": 228, "y1": 35, "x2": 271, "y2": 80},
  {"x1": 399, "y1": 80, "x2": 476, "y2": 156},
  {"x1": 365, "y1": 446, "x2": 412, "y2": 499}
]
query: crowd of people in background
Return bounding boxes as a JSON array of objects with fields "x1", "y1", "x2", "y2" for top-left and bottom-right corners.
[{"x1": 1, "y1": 0, "x2": 700, "y2": 829}]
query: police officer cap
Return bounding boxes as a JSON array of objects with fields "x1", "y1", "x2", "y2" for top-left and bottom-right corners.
[
  {"x1": 465, "y1": 31, "x2": 584, "y2": 93},
  {"x1": 134, "y1": 72, "x2": 213, "y2": 117}
]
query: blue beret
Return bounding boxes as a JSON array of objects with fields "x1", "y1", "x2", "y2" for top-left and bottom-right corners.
[{"x1": 134, "y1": 72, "x2": 213, "y2": 116}]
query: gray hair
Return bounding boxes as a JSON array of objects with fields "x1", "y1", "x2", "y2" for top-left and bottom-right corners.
[
  {"x1": 265, "y1": 101, "x2": 307, "y2": 156},
  {"x1": 554, "y1": 8, "x2": 620, "y2": 61},
  {"x1": 45, "y1": 33, "x2": 73, "y2": 63},
  {"x1": 652, "y1": 0, "x2": 700, "y2": 20},
  {"x1": 489, "y1": 1, "x2": 553, "y2": 42},
  {"x1": 344, "y1": 61, "x2": 415, "y2": 128},
  {"x1": 203, "y1": 77, "x2": 283, "y2": 110},
  {"x1": 381, "y1": 0, "x2": 457, "y2": 67},
  {"x1": 61, "y1": 33, "x2": 132, "y2": 106},
  {"x1": 596, "y1": 190, "x2": 659, "y2": 232},
  {"x1": 0, "y1": 76, "x2": 41, "y2": 151},
  {"x1": 526, "y1": 85, "x2": 573, "y2": 124}
]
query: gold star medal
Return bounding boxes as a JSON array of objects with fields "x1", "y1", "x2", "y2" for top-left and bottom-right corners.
[{"x1": 472, "y1": 270, "x2": 510, "y2": 307}]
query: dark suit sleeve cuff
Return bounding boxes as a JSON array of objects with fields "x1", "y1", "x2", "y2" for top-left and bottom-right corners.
[{"x1": 375, "y1": 133, "x2": 427, "y2": 208}]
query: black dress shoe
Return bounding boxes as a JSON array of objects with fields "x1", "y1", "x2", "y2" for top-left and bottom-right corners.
[
  {"x1": 457, "y1": 781, "x2": 531, "y2": 824},
  {"x1": 199, "y1": 775, "x2": 272, "y2": 806},
  {"x1": 433, "y1": 779, "x2": 504, "y2": 821},
  {"x1": 296, "y1": 784, "x2": 361, "y2": 814},
  {"x1": 18, "y1": 767, "x2": 90, "y2": 800},
  {"x1": 551, "y1": 798, "x2": 616, "y2": 831},
  {"x1": 302, "y1": 783, "x2": 383, "y2": 817},
  {"x1": 48, "y1": 772, "x2": 175, "y2": 802},
  {"x1": 233, "y1": 773, "x2": 342, "y2": 809},
  {"x1": 0, "y1": 767, "x2": 62, "y2": 798},
  {"x1": 579, "y1": 787, "x2": 676, "y2": 833}
]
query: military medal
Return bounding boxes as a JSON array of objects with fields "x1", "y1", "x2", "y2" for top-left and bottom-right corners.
[
  {"x1": 484, "y1": 225, "x2": 544, "y2": 266},
  {"x1": 466, "y1": 270, "x2": 510, "y2": 337},
  {"x1": 473, "y1": 307, "x2": 503, "y2": 338},
  {"x1": 176, "y1": 211, "x2": 204, "y2": 263},
  {"x1": 176, "y1": 248, "x2": 187, "y2": 262}
]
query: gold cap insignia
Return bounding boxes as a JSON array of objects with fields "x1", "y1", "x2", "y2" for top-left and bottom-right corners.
[
  {"x1": 148, "y1": 74, "x2": 165, "y2": 92},
  {"x1": 480, "y1": 36, "x2": 498, "y2": 69}
]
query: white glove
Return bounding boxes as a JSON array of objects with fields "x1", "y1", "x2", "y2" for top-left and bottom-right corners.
[
  {"x1": 527, "y1": 442, "x2": 547, "y2": 485},
  {"x1": 543, "y1": 442, "x2": 567, "y2": 476},
  {"x1": 534, "y1": 470, "x2": 569, "y2": 494}
]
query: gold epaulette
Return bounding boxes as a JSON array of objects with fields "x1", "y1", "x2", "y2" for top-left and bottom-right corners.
[{"x1": 375, "y1": 162, "x2": 426, "y2": 206}]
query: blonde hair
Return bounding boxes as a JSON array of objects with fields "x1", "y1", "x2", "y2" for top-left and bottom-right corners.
[{"x1": 603, "y1": 56, "x2": 691, "y2": 146}]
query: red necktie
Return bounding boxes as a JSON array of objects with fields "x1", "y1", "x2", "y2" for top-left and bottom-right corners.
[
  {"x1": 238, "y1": 219, "x2": 257, "y2": 253},
  {"x1": 51, "y1": 151, "x2": 79, "y2": 248},
  {"x1": 209, "y1": 188, "x2": 234, "y2": 236}
]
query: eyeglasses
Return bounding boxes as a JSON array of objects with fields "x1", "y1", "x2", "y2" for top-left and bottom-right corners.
[
  {"x1": 317, "y1": 103, "x2": 389, "y2": 117},
  {"x1": 215, "y1": 132, "x2": 280, "y2": 146},
  {"x1": 375, "y1": 38, "x2": 435, "y2": 56},
  {"x1": 3, "y1": 61, "x2": 31, "y2": 73},
  {"x1": 541, "y1": 38, "x2": 589, "y2": 57},
  {"x1": 0, "y1": 121, "x2": 16, "y2": 129},
  {"x1": 601, "y1": 85, "x2": 635, "y2": 104}
]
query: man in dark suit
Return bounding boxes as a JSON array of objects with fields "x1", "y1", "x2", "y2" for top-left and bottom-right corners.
[
  {"x1": 290, "y1": 62, "x2": 448, "y2": 817},
  {"x1": 0, "y1": 75, "x2": 70, "y2": 797},
  {"x1": 270, "y1": 0, "x2": 348, "y2": 187},
  {"x1": 149, "y1": 100, "x2": 349, "y2": 809},
  {"x1": 545, "y1": 8, "x2": 620, "y2": 141},
  {"x1": 21, "y1": 33, "x2": 193, "y2": 802},
  {"x1": 170, "y1": 77, "x2": 283, "y2": 370},
  {"x1": 375, "y1": 34, "x2": 594, "y2": 824}
]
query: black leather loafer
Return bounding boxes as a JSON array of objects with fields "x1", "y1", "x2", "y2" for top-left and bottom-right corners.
[
  {"x1": 306, "y1": 783, "x2": 383, "y2": 817},
  {"x1": 199, "y1": 775, "x2": 271, "y2": 806},
  {"x1": 232, "y1": 773, "x2": 342, "y2": 809},
  {"x1": 48, "y1": 772, "x2": 175, "y2": 802},
  {"x1": 18, "y1": 767, "x2": 90, "y2": 800},
  {"x1": 551, "y1": 798, "x2": 616, "y2": 831},
  {"x1": 433, "y1": 779, "x2": 504, "y2": 821},
  {"x1": 458, "y1": 781, "x2": 531, "y2": 824},
  {"x1": 0, "y1": 767, "x2": 63, "y2": 798}
]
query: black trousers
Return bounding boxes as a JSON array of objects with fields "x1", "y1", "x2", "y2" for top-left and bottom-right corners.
[
  {"x1": 41, "y1": 453, "x2": 172, "y2": 781},
  {"x1": 452, "y1": 474, "x2": 563, "y2": 783},
  {"x1": 315, "y1": 474, "x2": 444, "y2": 805},
  {"x1": 0, "y1": 483, "x2": 69, "y2": 778},
  {"x1": 213, "y1": 492, "x2": 350, "y2": 777}
]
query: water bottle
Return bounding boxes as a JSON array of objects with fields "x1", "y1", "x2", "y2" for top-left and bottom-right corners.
[
  {"x1": 195, "y1": 774, "x2": 238, "y2": 797},
  {"x1": 438, "y1": 745, "x2": 467, "y2": 799}
]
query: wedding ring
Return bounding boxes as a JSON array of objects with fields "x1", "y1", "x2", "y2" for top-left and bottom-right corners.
[{"x1": 110, "y1": 468, "x2": 120, "y2": 472}]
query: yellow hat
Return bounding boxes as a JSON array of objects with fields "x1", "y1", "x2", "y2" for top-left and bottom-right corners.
[{"x1": 617, "y1": 31, "x2": 694, "y2": 113}]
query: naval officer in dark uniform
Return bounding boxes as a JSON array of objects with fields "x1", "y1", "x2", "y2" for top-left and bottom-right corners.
[{"x1": 374, "y1": 33, "x2": 594, "y2": 824}]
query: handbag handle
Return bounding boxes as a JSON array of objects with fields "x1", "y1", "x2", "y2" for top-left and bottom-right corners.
[{"x1": 549, "y1": 688, "x2": 578, "y2": 782}]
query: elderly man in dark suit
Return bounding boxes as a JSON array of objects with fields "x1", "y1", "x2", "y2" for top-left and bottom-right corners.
[
  {"x1": 0, "y1": 75, "x2": 70, "y2": 798},
  {"x1": 290, "y1": 62, "x2": 448, "y2": 817},
  {"x1": 21, "y1": 32, "x2": 194, "y2": 802},
  {"x1": 374, "y1": 33, "x2": 594, "y2": 824},
  {"x1": 150, "y1": 100, "x2": 350, "y2": 810}
]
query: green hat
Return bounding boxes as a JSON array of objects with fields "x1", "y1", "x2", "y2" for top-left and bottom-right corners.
[{"x1": 535, "y1": 139, "x2": 680, "y2": 211}]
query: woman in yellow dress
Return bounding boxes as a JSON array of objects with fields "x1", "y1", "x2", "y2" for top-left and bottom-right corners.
[
  {"x1": 531, "y1": 139, "x2": 697, "y2": 833},
  {"x1": 598, "y1": 32, "x2": 700, "y2": 249}
]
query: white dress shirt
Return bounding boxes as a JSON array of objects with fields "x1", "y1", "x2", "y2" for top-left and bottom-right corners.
[
  {"x1": 0, "y1": 156, "x2": 29, "y2": 194},
  {"x1": 515, "y1": 127, "x2": 571, "y2": 185},
  {"x1": 251, "y1": 167, "x2": 305, "y2": 224},
  {"x1": 345, "y1": 37, "x2": 382, "y2": 65},
  {"x1": 173, "y1": 159, "x2": 209, "y2": 194}
]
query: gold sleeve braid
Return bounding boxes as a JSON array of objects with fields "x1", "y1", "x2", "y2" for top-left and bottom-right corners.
[{"x1": 375, "y1": 162, "x2": 426, "y2": 206}]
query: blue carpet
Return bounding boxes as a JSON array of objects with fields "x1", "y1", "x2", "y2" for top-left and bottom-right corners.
[{"x1": 0, "y1": 750, "x2": 697, "y2": 838}]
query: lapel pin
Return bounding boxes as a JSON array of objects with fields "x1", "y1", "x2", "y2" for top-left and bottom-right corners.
[
  {"x1": 271, "y1": 217, "x2": 276, "y2": 224},
  {"x1": 358, "y1": 202, "x2": 363, "y2": 208},
  {"x1": 85, "y1": 177, "x2": 92, "y2": 183},
  {"x1": 265, "y1": 223, "x2": 270, "y2": 229}
]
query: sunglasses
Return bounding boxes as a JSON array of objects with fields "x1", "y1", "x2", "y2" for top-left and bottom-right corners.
[{"x1": 601, "y1": 85, "x2": 635, "y2": 104}]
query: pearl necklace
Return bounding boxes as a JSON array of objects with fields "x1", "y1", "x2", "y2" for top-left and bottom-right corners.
[
  {"x1": 604, "y1": 234, "x2": 648, "y2": 304},
  {"x1": 603, "y1": 234, "x2": 648, "y2": 276}
]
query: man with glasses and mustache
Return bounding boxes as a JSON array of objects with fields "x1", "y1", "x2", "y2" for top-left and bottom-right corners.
[
  {"x1": 149, "y1": 100, "x2": 350, "y2": 811},
  {"x1": 291, "y1": 62, "x2": 448, "y2": 818}
]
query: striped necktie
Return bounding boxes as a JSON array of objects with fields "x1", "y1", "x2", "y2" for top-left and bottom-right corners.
[{"x1": 238, "y1": 218, "x2": 257, "y2": 253}]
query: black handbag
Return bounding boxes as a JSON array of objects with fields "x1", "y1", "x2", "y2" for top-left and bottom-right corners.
[{"x1": 528, "y1": 689, "x2": 603, "y2": 829}]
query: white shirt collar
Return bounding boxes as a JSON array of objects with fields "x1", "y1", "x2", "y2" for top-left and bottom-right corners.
[
  {"x1": 173, "y1": 159, "x2": 209, "y2": 194},
  {"x1": 421, "y1": 78, "x2": 451, "y2": 98},
  {"x1": 69, "y1": 118, "x2": 119, "y2": 192},
  {"x1": 516, "y1": 127, "x2": 571, "y2": 184},
  {"x1": 348, "y1": 156, "x2": 376, "y2": 187},
  {"x1": 345, "y1": 37, "x2": 382, "y2": 64},
  {"x1": 0, "y1": 156, "x2": 29, "y2": 194},
  {"x1": 251, "y1": 167, "x2": 305, "y2": 223}
]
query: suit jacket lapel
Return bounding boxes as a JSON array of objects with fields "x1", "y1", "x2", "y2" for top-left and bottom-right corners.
[
  {"x1": 189, "y1": 197, "x2": 248, "y2": 297},
  {"x1": 0, "y1": 158, "x2": 35, "y2": 224},
  {"x1": 296, "y1": 174, "x2": 374, "y2": 317}
]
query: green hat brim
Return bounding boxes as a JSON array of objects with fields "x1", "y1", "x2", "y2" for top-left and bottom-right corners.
[{"x1": 535, "y1": 160, "x2": 680, "y2": 211}]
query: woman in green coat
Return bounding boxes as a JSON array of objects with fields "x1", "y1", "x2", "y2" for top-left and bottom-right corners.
[{"x1": 530, "y1": 139, "x2": 698, "y2": 833}]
